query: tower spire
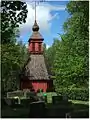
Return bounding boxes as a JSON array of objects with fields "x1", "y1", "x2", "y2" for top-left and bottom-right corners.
[
  {"x1": 28, "y1": 1, "x2": 44, "y2": 54},
  {"x1": 35, "y1": 1, "x2": 36, "y2": 21},
  {"x1": 32, "y1": 1, "x2": 39, "y2": 32}
]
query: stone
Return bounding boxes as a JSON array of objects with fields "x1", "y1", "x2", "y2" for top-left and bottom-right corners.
[{"x1": 29, "y1": 101, "x2": 46, "y2": 118}]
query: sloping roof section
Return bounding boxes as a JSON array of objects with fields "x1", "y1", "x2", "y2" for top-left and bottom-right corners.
[
  {"x1": 24, "y1": 55, "x2": 50, "y2": 80},
  {"x1": 29, "y1": 31, "x2": 44, "y2": 40}
]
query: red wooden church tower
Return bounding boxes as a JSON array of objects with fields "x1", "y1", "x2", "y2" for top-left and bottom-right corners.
[{"x1": 20, "y1": 2, "x2": 52, "y2": 92}]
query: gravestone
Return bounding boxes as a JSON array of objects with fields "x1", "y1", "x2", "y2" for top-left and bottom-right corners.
[
  {"x1": 29, "y1": 101, "x2": 46, "y2": 118},
  {"x1": 63, "y1": 94, "x2": 68, "y2": 102},
  {"x1": 52, "y1": 95, "x2": 63, "y2": 104},
  {"x1": 5, "y1": 98, "x2": 13, "y2": 106},
  {"x1": 1, "y1": 98, "x2": 12, "y2": 107},
  {"x1": 20, "y1": 99, "x2": 31, "y2": 106}
]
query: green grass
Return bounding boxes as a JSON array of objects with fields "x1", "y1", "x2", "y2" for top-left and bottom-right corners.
[
  {"x1": 37, "y1": 92, "x2": 89, "y2": 105},
  {"x1": 69, "y1": 100, "x2": 89, "y2": 105}
]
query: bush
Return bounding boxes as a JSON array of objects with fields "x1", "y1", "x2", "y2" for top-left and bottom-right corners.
[
  {"x1": 57, "y1": 88, "x2": 89, "y2": 101},
  {"x1": 52, "y1": 96, "x2": 63, "y2": 104}
]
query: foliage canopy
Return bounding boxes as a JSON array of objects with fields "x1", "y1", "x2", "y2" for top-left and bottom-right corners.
[{"x1": 45, "y1": 1, "x2": 89, "y2": 91}]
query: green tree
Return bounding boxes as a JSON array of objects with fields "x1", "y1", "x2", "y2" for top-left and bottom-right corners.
[
  {"x1": 45, "y1": 1, "x2": 89, "y2": 92},
  {"x1": 1, "y1": 1, "x2": 29, "y2": 94},
  {"x1": 1, "y1": 42, "x2": 29, "y2": 92},
  {"x1": 44, "y1": 39, "x2": 61, "y2": 76},
  {"x1": 1, "y1": 1, "x2": 28, "y2": 44},
  {"x1": 53, "y1": 1, "x2": 89, "y2": 90}
]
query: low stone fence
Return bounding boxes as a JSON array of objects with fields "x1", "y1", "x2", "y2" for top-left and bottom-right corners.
[{"x1": 7, "y1": 89, "x2": 32, "y2": 99}]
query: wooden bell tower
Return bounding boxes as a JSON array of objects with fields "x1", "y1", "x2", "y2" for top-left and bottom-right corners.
[
  {"x1": 20, "y1": 1, "x2": 53, "y2": 92},
  {"x1": 28, "y1": 1, "x2": 44, "y2": 54},
  {"x1": 28, "y1": 20, "x2": 44, "y2": 54}
]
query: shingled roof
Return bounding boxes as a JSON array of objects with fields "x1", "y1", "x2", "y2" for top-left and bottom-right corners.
[
  {"x1": 29, "y1": 31, "x2": 43, "y2": 40},
  {"x1": 23, "y1": 54, "x2": 50, "y2": 80}
]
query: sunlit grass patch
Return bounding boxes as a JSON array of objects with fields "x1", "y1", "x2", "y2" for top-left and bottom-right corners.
[{"x1": 69, "y1": 100, "x2": 89, "y2": 105}]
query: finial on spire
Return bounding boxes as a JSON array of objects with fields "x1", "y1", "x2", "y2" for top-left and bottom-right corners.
[{"x1": 32, "y1": 20, "x2": 39, "y2": 31}]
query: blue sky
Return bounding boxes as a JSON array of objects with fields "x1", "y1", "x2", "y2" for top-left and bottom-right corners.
[{"x1": 19, "y1": 1, "x2": 70, "y2": 48}]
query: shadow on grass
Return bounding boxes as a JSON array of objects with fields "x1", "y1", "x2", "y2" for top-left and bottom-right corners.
[
  {"x1": 68, "y1": 103, "x2": 89, "y2": 118},
  {"x1": 1, "y1": 102, "x2": 89, "y2": 118}
]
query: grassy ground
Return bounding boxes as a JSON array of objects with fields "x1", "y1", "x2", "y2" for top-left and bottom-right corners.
[
  {"x1": 1, "y1": 106, "x2": 30, "y2": 118},
  {"x1": 69, "y1": 100, "x2": 89, "y2": 105},
  {"x1": 2, "y1": 100, "x2": 89, "y2": 118},
  {"x1": 1, "y1": 92, "x2": 89, "y2": 118}
]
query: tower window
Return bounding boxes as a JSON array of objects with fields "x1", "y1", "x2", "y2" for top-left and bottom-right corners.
[
  {"x1": 38, "y1": 43, "x2": 41, "y2": 51},
  {"x1": 32, "y1": 43, "x2": 35, "y2": 51}
]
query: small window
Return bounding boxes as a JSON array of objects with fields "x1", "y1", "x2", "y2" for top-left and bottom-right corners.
[
  {"x1": 32, "y1": 43, "x2": 35, "y2": 51},
  {"x1": 38, "y1": 43, "x2": 41, "y2": 51}
]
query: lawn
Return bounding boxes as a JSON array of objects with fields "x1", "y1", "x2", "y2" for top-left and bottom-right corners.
[{"x1": 69, "y1": 100, "x2": 89, "y2": 105}]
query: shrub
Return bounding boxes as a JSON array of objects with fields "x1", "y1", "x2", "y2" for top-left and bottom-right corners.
[
  {"x1": 52, "y1": 95, "x2": 63, "y2": 104},
  {"x1": 57, "y1": 88, "x2": 89, "y2": 101}
]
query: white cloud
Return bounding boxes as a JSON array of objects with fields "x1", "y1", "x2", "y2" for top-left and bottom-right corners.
[
  {"x1": 19, "y1": 2, "x2": 66, "y2": 37},
  {"x1": 38, "y1": 2, "x2": 66, "y2": 11},
  {"x1": 46, "y1": 44, "x2": 50, "y2": 49},
  {"x1": 25, "y1": 43, "x2": 28, "y2": 48}
]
